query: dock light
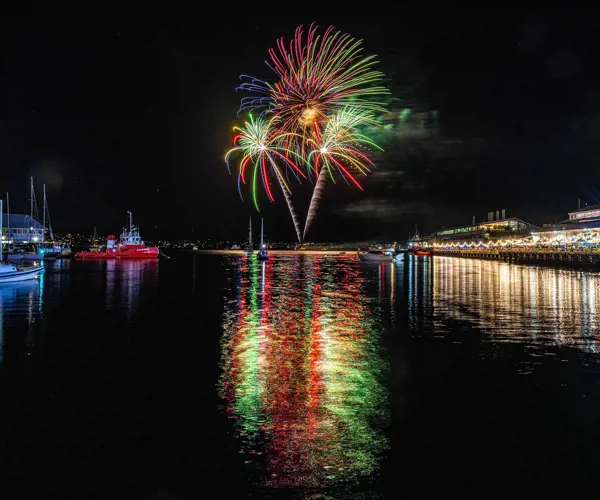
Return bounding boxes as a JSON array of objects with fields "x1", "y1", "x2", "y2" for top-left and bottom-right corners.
[
  {"x1": 30, "y1": 226, "x2": 33, "y2": 230},
  {"x1": 33, "y1": 236, "x2": 39, "y2": 242}
]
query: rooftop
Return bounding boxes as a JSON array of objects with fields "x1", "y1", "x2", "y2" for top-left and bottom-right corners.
[
  {"x1": 2, "y1": 214, "x2": 46, "y2": 230},
  {"x1": 569, "y1": 204, "x2": 600, "y2": 214},
  {"x1": 535, "y1": 218, "x2": 600, "y2": 233}
]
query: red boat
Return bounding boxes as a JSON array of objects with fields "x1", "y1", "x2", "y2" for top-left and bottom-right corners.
[
  {"x1": 75, "y1": 212, "x2": 159, "y2": 260},
  {"x1": 408, "y1": 249, "x2": 432, "y2": 257}
]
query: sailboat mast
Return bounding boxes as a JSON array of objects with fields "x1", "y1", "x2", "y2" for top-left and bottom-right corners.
[
  {"x1": 6, "y1": 192, "x2": 9, "y2": 242},
  {"x1": 261, "y1": 218, "x2": 264, "y2": 247},
  {"x1": 0, "y1": 199, "x2": 3, "y2": 260},
  {"x1": 249, "y1": 217, "x2": 253, "y2": 249},
  {"x1": 30, "y1": 177, "x2": 34, "y2": 243},
  {"x1": 43, "y1": 184, "x2": 46, "y2": 243}
]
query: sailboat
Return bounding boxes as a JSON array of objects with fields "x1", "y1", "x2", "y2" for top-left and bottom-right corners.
[
  {"x1": 257, "y1": 218, "x2": 268, "y2": 261},
  {"x1": 244, "y1": 217, "x2": 254, "y2": 256},
  {"x1": 41, "y1": 185, "x2": 61, "y2": 260},
  {"x1": 7, "y1": 177, "x2": 44, "y2": 263},
  {"x1": 0, "y1": 199, "x2": 44, "y2": 282}
]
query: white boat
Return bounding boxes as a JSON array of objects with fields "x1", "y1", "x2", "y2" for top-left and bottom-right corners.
[
  {"x1": 358, "y1": 242, "x2": 402, "y2": 262},
  {"x1": 0, "y1": 200, "x2": 44, "y2": 282},
  {"x1": 0, "y1": 263, "x2": 43, "y2": 283},
  {"x1": 257, "y1": 218, "x2": 268, "y2": 261},
  {"x1": 358, "y1": 249, "x2": 396, "y2": 262}
]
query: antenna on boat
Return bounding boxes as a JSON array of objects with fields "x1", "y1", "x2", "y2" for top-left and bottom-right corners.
[
  {"x1": 6, "y1": 192, "x2": 9, "y2": 245},
  {"x1": 0, "y1": 198, "x2": 3, "y2": 260},
  {"x1": 30, "y1": 177, "x2": 33, "y2": 225},
  {"x1": 43, "y1": 184, "x2": 46, "y2": 244}
]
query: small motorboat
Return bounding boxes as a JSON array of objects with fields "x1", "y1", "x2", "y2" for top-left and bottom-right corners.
[
  {"x1": 358, "y1": 250, "x2": 396, "y2": 262},
  {"x1": 358, "y1": 242, "x2": 402, "y2": 262},
  {"x1": 0, "y1": 263, "x2": 44, "y2": 283}
]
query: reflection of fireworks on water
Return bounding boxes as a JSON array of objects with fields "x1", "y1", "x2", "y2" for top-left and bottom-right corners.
[{"x1": 219, "y1": 256, "x2": 388, "y2": 489}]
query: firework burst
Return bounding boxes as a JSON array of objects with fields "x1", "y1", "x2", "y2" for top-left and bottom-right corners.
[
  {"x1": 238, "y1": 24, "x2": 388, "y2": 135},
  {"x1": 303, "y1": 108, "x2": 383, "y2": 239},
  {"x1": 225, "y1": 114, "x2": 306, "y2": 242},
  {"x1": 228, "y1": 25, "x2": 388, "y2": 243}
]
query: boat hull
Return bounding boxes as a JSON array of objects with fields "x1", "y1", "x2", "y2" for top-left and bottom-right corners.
[
  {"x1": 408, "y1": 250, "x2": 431, "y2": 256},
  {"x1": 0, "y1": 266, "x2": 44, "y2": 283},
  {"x1": 75, "y1": 247, "x2": 159, "y2": 260},
  {"x1": 358, "y1": 250, "x2": 401, "y2": 262}
]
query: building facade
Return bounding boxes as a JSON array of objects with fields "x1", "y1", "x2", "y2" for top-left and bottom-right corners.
[
  {"x1": 532, "y1": 205, "x2": 600, "y2": 247},
  {"x1": 430, "y1": 215, "x2": 538, "y2": 250}
]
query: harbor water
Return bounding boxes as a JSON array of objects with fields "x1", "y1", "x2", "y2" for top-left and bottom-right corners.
[{"x1": 1, "y1": 254, "x2": 600, "y2": 497}]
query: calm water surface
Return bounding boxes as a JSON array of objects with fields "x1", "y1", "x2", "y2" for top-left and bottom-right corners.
[{"x1": 1, "y1": 254, "x2": 600, "y2": 498}]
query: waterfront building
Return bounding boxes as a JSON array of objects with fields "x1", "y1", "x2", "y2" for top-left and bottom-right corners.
[
  {"x1": 532, "y1": 205, "x2": 600, "y2": 246},
  {"x1": 429, "y1": 214, "x2": 538, "y2": 250}
]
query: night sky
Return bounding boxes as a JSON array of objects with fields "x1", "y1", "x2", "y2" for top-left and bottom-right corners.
[{"x1": 2, "y1": 9, "x2": 600, "y2": 242}]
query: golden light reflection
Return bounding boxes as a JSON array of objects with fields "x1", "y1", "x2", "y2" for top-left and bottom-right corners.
[{"x1": 432, "y1": 257, "x2": 600, "y2": 352}]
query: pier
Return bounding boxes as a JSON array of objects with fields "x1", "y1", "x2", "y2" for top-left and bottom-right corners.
[{"x1": 434, "y1": 248, "x2": 600, "y2": 268}]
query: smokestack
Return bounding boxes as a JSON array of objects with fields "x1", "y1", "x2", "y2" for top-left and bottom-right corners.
[
  {"x1": 487, "y1": 212, "x2": 491, "y2": 222},
  {"x1": 501, "y1": 209, "x2": 506, "y2": 220},
  {"x1": 579, "y1": 198, "x2": 581, "y2": 210},
  {"x1": 496, "y1": 210, "x2": 499, "y2": 221},
  {"x1": 472, "y1": 215, "x2": 476, "y2": 226}
]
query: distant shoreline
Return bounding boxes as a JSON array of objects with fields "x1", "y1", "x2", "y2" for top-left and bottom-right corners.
[{"x1": 194, "y1": 249, "x2": 354, "y2": 255}]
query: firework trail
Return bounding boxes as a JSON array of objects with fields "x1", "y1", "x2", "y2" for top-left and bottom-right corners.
[
  {"x1": 270, "y1": 157, "x2": 302, "y2": 242},
  {"x1": 303, "y1": 108, "x2": 383, "y2": 239}
]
